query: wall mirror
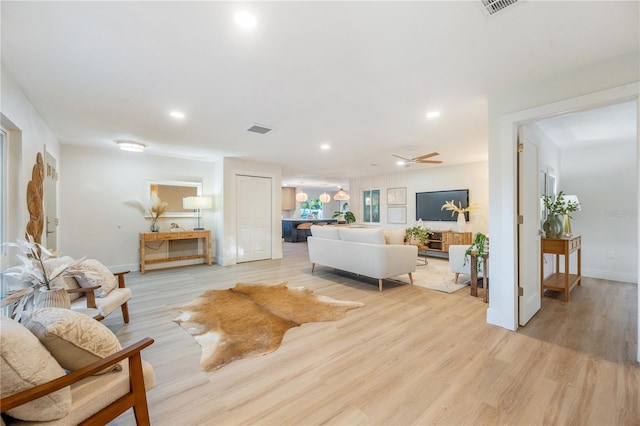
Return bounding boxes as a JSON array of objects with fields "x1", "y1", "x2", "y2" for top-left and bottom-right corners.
[{"x1": 147, "y1": 180, "x2": 202, "y2": 217}]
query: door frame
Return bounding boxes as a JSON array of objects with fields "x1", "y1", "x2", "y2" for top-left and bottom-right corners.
[{"x1": 491, "y1": 82, "x2": 639, "y2": 361}]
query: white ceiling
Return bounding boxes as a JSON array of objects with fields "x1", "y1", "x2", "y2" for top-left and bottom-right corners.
[{"x1": 2, "y1": 1, "x2": 638, "y2": 189}]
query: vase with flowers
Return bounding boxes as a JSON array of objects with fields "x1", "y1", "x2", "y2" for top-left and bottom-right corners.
[
  {"x1": 542, "y1": 191, "x2": 579, "y2": 238},
  {"x1": 2, "y1": 235, "x2": 85, "y2": 319},
  {"x1": 147, "y1": 195, "x2": 168, "y2": 232},
  {"x1": 441, "y1": 200, "x2": 481, "y2": 232}
]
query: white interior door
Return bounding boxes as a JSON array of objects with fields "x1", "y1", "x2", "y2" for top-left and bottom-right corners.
[
  {"x1": 236, "y1": 175, "x2": 272, "y2": 263},
  {"x1": 44, "y1": 149, "x2": 58, "y2": 250},
  {"x1": 518, "y1": 131, "x2": 542, "y2": 326}
]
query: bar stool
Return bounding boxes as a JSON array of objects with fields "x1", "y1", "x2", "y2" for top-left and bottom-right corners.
[{"x1": 296, "y1": 222, "x2": 313, "y2": 242}]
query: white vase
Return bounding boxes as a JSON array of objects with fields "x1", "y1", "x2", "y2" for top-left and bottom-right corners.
[
  {"x1": 34, "y1": 286, "x2": 71, "y2": 309},
  {"x1": 457, "y1": 212, "x2": 467, "y2": 232}
]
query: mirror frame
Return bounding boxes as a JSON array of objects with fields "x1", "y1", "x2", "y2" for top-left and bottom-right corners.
[{"x1": 147, "y1": 180, "x2": 203, "y2": 217}]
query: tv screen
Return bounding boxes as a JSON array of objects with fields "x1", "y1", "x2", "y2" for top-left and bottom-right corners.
[{"x1": 416, "y1": 189, "x2": 469, "y2": 222}]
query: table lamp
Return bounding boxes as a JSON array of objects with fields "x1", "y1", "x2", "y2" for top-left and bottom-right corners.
[{"x1": 183, "y1": 196, "x2": 212, "y2": 230}]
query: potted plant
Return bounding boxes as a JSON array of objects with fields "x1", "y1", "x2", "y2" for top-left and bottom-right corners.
[
  {"x1": 332, "y1": 211, "x2": 356, "y2": 224},
  {"x1": 2, "y1": 235, "x2": 85, "y2": 319},
  {"x1": 542, "y1": 191, "x2": 579, "y2": 238},
  {"x1": 405, "y1": 225, "x2": 432, "y2": 247},
  {"x1": 441, "y1": 200, "x2": 481, "y2": 232},
  {"x1": 465, "y1": 232, "x2": 488, "y2": 285}
]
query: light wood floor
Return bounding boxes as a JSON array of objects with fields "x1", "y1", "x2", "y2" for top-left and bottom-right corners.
[{"x1": 108, "y1": 243, "x2": 639, "y2": 425}]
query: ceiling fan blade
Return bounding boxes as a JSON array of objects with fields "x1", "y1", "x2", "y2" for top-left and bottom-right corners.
[
  {"x1": 416, "y1": 159, "x2": 443, "y2": 164},
  {"x1": 414, "y1": 152, "x2": 440, "y2": 161},
  {"x1": 393, "y1": 154, "x2": 412, "y2": 161}
]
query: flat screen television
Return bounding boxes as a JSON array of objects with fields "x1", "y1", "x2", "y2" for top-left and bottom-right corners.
[{"x1": 416, "y1": 189, "x2": 469, "y2": 222}]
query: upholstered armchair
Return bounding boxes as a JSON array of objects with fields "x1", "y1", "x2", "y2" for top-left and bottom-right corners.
[
  {"x1": 0, "y1": 311, "x2": 155, "y2": 425},
  {"x1": 449, "y1": 244, "x2": 483, "y2": 284}
]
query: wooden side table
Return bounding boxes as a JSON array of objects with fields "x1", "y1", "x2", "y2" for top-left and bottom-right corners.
[
  {"x1": 140, "y1": 230, "x2": 212, "y2": 274},
  {"x1": 470, "y1": 251, "x2": 489, "y2": 303},
  {"x1": 541, "y1": 236, "x2": 581, "y2": 302}
]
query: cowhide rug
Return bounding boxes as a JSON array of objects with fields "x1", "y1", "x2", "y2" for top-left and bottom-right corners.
[{"x1": 174, "y1": 282, "x2": 364, "y2": 371}]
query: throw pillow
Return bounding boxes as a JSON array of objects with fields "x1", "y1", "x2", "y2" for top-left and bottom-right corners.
[
  {"x1": 0, "y1": 316, "x2": 71, "y2": 421},
  {"x1": 21, "y1": 308, "x2": 123, "y2": 374},
  {"x1": 72, "y1": 259, "x2": 118, "y2": 297},
  {"x1": 384, "y1": 228, "x2": 406, "y2": 245},
  {"x1": 43, "y1": 255, "x2": 82, "y2": 301}
]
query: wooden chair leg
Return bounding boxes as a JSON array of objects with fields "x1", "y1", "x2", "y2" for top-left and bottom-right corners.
[
  {"x1": 408, "y1": 273, "x2": 414, "y2": 285},
  {"x1": 454, "y1": 273, "x2": 460, "y2": 284},
  {"x1": 121, "y1": 301, "x2": 130, "y2": 324},
  {"x1": 130, "y1": 352, "x2": 151, "y2": 426},
  {"x1": 378, "y1": 279, "x2": 383, "y2": 292}
]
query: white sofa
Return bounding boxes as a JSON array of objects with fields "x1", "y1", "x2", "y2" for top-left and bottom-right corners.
[{"x1": 307, "y1": 225, "x2": 417, "y2": 291}]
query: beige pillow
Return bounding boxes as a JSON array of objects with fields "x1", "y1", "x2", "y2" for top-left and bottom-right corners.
[
  {"x1": 72, "y1": 259, "x2": 118, "y2": 297},
  {"x1": 21, "y1": 308, "x2": 122, "y2": 374},
  {"x1": 384, "y1": 228, "x2": 406, "y2": 245},
  {"x1": 43, "y1": 255, "x2": 82, "y2": 301},
  {"x1": 0, "y1": 316, "x2": 71, "y2": 421}
]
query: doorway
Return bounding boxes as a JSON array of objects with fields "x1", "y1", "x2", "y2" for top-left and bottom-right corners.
[
  {"x1": 516, "y1": 99, "x2": 638, "y2": 328},
  {"x1": 44, "y1": 149, "x2": 58, "y2": 250}
]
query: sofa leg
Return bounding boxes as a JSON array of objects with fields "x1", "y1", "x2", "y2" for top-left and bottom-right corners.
[
  {"x1": 454, "y1": 273, "x2": 459, "y2": 284},
  {"x1": 408, "y1": 273, "x2": 414, "y2": 285},
  {"x1": 311, "y1": 263, "x2": 315, "y2": 273},
  {"x1": 378, "y1": 279, "x2": 383, "y2": 292}
]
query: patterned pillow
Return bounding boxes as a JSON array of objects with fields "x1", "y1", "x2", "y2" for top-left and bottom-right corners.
[
  {"x1": 21, "y1": 308, "x2": 122, "y2": 374},
  {"x1": 72, "y1": 259, "x2": 118, "y2": 297},
  {"x1": 0, "y1": 316, "x2": 71, "y2": 421}
]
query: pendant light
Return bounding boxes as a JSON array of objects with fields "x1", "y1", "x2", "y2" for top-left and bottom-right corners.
[
  {"x1": 334, "y1": 188, "x2": 350, "y2": 201},
  {"x1": 296, "y1": 190, "x2": 308, "y2": 202},
  {"x1": 319, "y1": 192, "x2": 331, "y2": 203}
]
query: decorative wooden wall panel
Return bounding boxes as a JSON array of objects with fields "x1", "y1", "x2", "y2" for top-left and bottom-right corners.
[{"x1": 26, "y1": 152, "x2": 45, "y2": 243}]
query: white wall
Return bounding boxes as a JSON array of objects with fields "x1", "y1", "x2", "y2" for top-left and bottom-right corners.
[
  {"x1": 59, "y1": 145, "x2": 216, "y2": 271},
  {"x1": 488, "y1": 51, "x2": 639, "y2": 336},
  {"x1": 1, "y1": 66, "x2": 60, "y2": 253},
  {"x1": 349, "y1": 161, "x2": 489, "y2": 234},
  {"x1": 562, "y1": 139, "x2": 637, "y2": 282}
]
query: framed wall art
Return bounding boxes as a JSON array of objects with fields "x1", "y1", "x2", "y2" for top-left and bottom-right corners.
[
  {"x1": 387, "y1": 187, "x2": 406, "y2": 205},
  {"x1": 387, "y1": 206, "x2": 407, "y2": 224}
]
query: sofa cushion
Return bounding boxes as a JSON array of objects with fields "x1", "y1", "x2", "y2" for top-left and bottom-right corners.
[
  {"x1": 72, "y1": 259, "x2": 118, "y2": 297},
  {"x1": 310, "y1": 225, "x2": 340, "y2": 240},
  {"x1": 384, "y1": 228, "x2": 406, "y2": 245},
  {"x1": 43, "y1": 256, "x2": 82, "y2": 301},
  {"x1": 21, "y1": 308, "x2": 123, "y2": 374},
  {"x1": 0, "y1": 316, "x2": 72, "y2": 421},
  {"x1": 338, "y1": 227, "x2": 385, "y2": 244}
]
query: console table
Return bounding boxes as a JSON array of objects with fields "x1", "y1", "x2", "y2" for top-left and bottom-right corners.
[
  {"x1": 541, "y1": 236, "x2": 581, "y2": 302},
  {"x1": 139, "y1": 230, "x2": 212, "y2": 274}
]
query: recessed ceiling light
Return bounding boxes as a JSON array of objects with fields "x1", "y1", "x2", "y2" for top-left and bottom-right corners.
[
  {"x1": 116, "y1": 140, "x2": 146, "y2": 152},
  {"x1": 169, "y1": 111, "x2": 185, "y2": 119},
  {"x1": 235, "y1": 11, "x2": 257, "y2": 29},
  {"x1": 426, "y1": 111, "x2": 441, "y2": 119},
  {"x1": 320, "y1": 144, "x2": 331, "y2": 150}
]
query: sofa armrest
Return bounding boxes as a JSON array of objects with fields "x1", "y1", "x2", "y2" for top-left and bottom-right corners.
[
  {"x1": 114, "y1": 271, "x2": 130, "y2": 289},
  {"x1": 0, "y1": 338, "x2": 154, "y2": 413},
  {"x1": 67, "y1": 286, "x2": 101, "y2": 308}
]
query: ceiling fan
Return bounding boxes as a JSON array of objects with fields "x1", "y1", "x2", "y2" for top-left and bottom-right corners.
[{"x1": 393, "y1": 152, "x2": 442, "y2": 166}]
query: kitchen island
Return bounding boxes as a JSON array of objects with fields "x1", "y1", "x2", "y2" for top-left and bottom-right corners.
[{"x1": 282, "y1": 218, "x2": 338, "y2": 242}]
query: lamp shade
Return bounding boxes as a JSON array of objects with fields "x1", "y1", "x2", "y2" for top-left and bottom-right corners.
[
  {"x1": 296, "y1": 191, "x2": 308, "y2": 202},
  {"x1": 334, "y1": 188, "x2": 350, "y2": 201},
  {"x1": 564, "y1": 195, "x2": 581, "y2": 211},
  {"x1": 319, "y1": 192, "x2": 331, "y2": 203},
  {"x1": 183, "y1": 196, "x2": 212, "y2": 210}
]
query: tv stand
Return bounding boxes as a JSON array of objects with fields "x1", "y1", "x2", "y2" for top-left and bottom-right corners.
[{"x1": 427, "y1": 230, "x2": 472, "y2": 258}]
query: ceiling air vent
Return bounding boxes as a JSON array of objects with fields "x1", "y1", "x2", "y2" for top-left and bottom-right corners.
[
  {"x1": 480, "y1": 0, "x2": 519, "y2": 16},
  {"x1": 247, "y1": 124, "x2": 273, "y2": 134}
]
